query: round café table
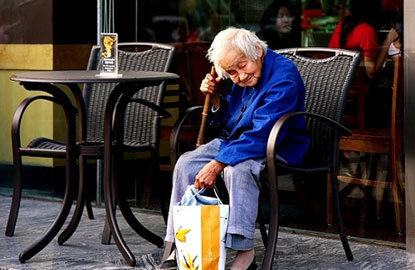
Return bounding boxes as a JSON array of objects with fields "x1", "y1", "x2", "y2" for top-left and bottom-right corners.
[{"x1": 10, "y1": 70, "x2": 179, "y2": 266}]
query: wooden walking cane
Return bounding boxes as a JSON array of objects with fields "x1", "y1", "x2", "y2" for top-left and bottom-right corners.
[{"x1": 196, "y1": 66, "x2": 216, "y2": 148}]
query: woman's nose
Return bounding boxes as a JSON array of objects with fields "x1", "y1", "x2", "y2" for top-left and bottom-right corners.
[{"x1": 238, "y1": 72, "x2": 248, "y2": 81}]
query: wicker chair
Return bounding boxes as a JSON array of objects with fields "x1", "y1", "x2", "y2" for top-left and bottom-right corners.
[
  {"x1": 6, "y1": 43, "x2": 175, "y2": 250},
  {"x1": 166, "y1": 48, "x2": 361, "y2": 269}
]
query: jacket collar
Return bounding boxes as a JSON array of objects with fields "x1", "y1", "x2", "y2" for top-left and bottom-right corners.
[{"x1": 254, "y1": 48, "x2": 273, "y2": 91}]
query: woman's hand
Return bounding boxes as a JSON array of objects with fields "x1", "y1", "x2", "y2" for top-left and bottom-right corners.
[
  {"x1": 194, "y1": 160, "x2": 227, "y2": 189},
  {"x1": 375, "y1": 27, "x2": 401, "y2": 73},
  {"x1": 384, "y1": 27, "x2": 400, "y2": 46},
  {"x1": 200, "y1": 73, "x2": 222, "y2": 108}
]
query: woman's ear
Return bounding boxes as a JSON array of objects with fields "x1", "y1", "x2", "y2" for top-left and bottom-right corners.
[{"x1": 256, "y1": 45, "x2": 264, "y2": 58}]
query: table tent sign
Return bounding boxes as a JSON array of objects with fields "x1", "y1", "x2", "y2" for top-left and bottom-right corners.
[{"x1": 99, "y1": 33, "x2": 122, "y2": 77}]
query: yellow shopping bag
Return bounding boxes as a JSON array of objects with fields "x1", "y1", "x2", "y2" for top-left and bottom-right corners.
[{"x1": 173, "y1": 185, "x2": 229, "y2": 270}]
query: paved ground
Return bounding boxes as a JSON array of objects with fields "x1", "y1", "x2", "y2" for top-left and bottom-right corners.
[{"x1": 0, "y1": 195, "x2": 414, "y2": 269}]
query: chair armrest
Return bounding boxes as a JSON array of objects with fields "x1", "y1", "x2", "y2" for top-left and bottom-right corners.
[
  {"x1": 266, "y1": 112, "x2": 351, "y2": 188},
  {"x1": 21, "y1": 81, "x2": 86, "y2": 142},
  {"x1": 12, "y1": 95, "x2": 64, "y2": 148},
  {"x1": 170, "y1": 106, "x2": 203, "y2": 168}
]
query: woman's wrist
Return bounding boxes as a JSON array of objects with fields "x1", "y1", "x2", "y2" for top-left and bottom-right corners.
[{"x1": 211, "y1": 94, "x2": 221, "y2": 109}]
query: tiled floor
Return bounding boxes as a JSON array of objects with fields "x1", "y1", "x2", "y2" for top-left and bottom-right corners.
[{"x1": 0, "y1": 195, "x2": 414, "y2": 269}]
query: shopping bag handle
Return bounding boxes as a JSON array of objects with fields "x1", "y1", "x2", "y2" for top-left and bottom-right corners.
[
  {"x1": 212, "y1": 186, "x2": 223, "y2": 205},
  {"x1": 188, "y1": 185, "x2": 224, "y2": 205}
]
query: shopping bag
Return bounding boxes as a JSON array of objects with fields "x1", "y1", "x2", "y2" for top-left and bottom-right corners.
[{"x1": 173, "y1": 185, "x2": 229, "y2": 270}]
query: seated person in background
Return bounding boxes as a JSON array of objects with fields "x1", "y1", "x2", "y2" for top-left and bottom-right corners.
[
  {"x1": 257, "y1": 0, "x2": 302, "y2": 49},
  {"x1": 328, "y1": 0, "x2": 401, "y2": 128},
  {"x1": 159, "y1": 27, "x2": 310, "y2": 270},
  {"x1": 369, "y1": 24, "x2": 401, "y2": 127},
  {"x1": 329, "y1": 0, "x2": 401, "y2": 176},
  {"x1": 377, "y1": 24, "x2": 402, "y2": 67},
  {"x1": 328, "y1": 0, "x2": 379, "y2": 79},
  {"x1": 328, "y1": 0, "x2": 400, "y2": 79}
]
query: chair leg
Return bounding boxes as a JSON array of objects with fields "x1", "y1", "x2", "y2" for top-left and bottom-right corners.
[
  {"x1": 374, "y1": 157, "x2": 386, "y2": 218},
  {"x1": 85, "y1": 166, "x2": 94, "y2": 220},
  {"x1": 262, "y1": 174, "x2": 280, "y2": 270},
  {"x1": 58, "y1": 155, "x2": 88, "y2": 245},
  {"x1": 85, "y1": 197, "x2": 94, "y2": 220},
  {"x1": 326, "y1": 173, "x2": 333, "y2": 228},
  {"x1": 140, "y1": 152, "x2": 156, "y2": 207},
  {"x1": 392, "y1": 187, "x2": 403, "y2": 235},
  {"x1": 141, "y1": 148, "x2": 170, "y2": 226},
  {"x1": 160, "y1": 191, "x2": 169, "y2": 225},
  {"x1": 392, "y1": 157, "x2": 404, "y2": 235},
  {"x1": 156, "y1": 153, "x2": 172, "y2": 224},
  {"x1": 330, "y1": 172, "x2": 354, "y2": 261},
  {"x1": 5, "y1": 152, "x2": 23, "y2": 237},
  {"x1": 159, "y1": 167, "x2": 169, "y2": 224}
]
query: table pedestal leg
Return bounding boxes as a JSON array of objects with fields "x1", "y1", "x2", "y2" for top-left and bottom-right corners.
[
  {"x1": 58, "y1": 155, "x2": 88, "y2": 245},
  {"x1": 103, "y1": 84, "x2": 136, "y2": 266}
]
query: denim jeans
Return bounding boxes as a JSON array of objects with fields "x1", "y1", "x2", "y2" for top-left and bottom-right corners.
[{"x1": 165, "y1": 138, "x2": 265, "y2": 250}]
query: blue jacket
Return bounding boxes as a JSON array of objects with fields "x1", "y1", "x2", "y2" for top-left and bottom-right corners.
[{"x1": 209, "y1": 48, "x2": 310, "y2": 166}]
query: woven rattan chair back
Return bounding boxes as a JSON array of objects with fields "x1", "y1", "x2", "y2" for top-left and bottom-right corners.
[
  {"x1": 83, "y1": 43, "x2": 175, "y2": 147},
  {"x1": 275, "y1": 48, "x2": 361, "y2": 166}
]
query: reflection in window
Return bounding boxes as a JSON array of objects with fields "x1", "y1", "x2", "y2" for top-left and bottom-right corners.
[
  {"x1": 0, "y1": 0, "x2": 52, "y2": 44},
  {"x1": 176, "y1": 0, "x2": 234, "y2": 42},
  {"x1": 256, "y1": 0, "x2": 302, "y2": 49},
  {"x1": 0, "y1": 0, "x2": 97, "y2": 44}
]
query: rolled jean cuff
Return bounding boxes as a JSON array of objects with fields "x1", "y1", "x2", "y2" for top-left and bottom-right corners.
[
  {"x1": 165, "y1": 235, "x2": 174, "y2": 243},
  {"x1": 225, "y1": 233, "x2": 254, "y2": 250}
]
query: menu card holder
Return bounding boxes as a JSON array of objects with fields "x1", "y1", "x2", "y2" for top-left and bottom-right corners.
[{"x1": 98, "y1": 33, "x2": 122, "y2": 77}]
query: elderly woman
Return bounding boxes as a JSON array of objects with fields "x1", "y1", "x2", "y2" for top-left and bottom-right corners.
[{"x1": 160, "y1": 27, "x2": 310, "y2": 270}]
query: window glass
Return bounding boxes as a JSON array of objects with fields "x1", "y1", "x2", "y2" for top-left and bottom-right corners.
[
  {"x1": 0, "y1": 0, "x2": 52, "y2": 44},
  {"x1": 0, "y1": 0, "x2": 97, "y2": 44},
  {"x1": 0, "y1": 0, "x2": 404, "y2": 245},
  {"x1": 138, "y1": 0, "x2": 403, "y2": 245}
]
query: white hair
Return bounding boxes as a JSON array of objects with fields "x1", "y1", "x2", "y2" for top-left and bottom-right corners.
[{"x1": 206, "y1": 27, "x2": 268, "y2": 79}]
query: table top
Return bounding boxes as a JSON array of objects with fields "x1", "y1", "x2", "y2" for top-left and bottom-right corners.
[{"x1": 10, "y1": 70, "x2": 179, "y2": 84}]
